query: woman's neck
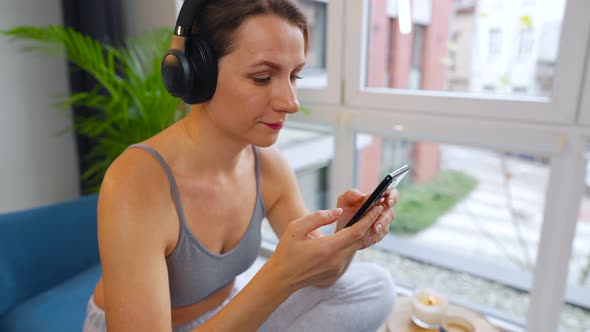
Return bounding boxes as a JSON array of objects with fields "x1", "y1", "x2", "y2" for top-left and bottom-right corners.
[{"x1": 175, "y1": 105, "x2": 251, "y2": 176}]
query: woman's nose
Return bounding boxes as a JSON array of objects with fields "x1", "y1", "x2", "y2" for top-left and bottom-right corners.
[{"x1": 272, "y1": 81, "x2": 300, "y2": 114}]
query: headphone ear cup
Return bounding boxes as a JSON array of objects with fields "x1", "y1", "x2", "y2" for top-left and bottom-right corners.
[
  {"x1": 182, "y1": 36, "x2": 218, "y2": 105},
  {"x1": 161, "y1": 49, "x2": 194, "y2": 99}
]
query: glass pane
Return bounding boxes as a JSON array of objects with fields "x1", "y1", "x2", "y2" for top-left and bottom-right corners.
[
  {"x1": 261, "y1": 125, "x2": 333, "y2": 243},
  {"x1": 353, "y1": 133, "x2": 552, "y2": 327},
  {"x1": 296, "y1": 0, "x2": 328, "y2": 88},
  {"x1": 559, "y1": 150, "x2": 590, "y2": 331},
  {"x1": 365, "y1": 0, "x2": 567, "y2": 98}
]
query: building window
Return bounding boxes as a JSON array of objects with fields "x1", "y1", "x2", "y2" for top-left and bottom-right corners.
[
  {"x1": 409, "y1": 24, "x2": 425, "y2": 90},
  {"x1": 488, "y1": 28, "x2": 502, "y2": 58},
  {"x1": 517, "y1": 29, "x2": 535, "y2": 60}
]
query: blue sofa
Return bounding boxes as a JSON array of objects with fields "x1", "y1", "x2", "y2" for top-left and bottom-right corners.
[{"x1": 0, "y1": 194, "x2": 101, "y2": 332}]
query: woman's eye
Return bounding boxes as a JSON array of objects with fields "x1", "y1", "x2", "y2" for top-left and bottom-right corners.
[
  {"x1": 253, "y1": 77, "x2": 271, "y2": 84},
  {"x1": 292, "y1": 75, "x2": 303, "y2": 81}
]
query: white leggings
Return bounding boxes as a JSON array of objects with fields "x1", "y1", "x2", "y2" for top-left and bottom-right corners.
[{"x1": 83, "y1": 262, "x2": 396, "y2": 332}]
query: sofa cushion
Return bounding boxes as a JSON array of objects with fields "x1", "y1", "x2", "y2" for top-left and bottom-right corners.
[
  {"x1": 0, "y1": 194, "x2": 99, "y2": 314},
  {"x1": 0, "y1": 264, "x2": 101, "y2": 332}
]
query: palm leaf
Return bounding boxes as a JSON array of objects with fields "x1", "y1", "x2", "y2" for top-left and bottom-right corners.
[{"x1": 1, "y1": 25, "x2": 182, "y2": 192}]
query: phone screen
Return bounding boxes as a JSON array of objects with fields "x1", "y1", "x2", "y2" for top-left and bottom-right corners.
[{"x1": 344, "y1": 165, "x2": 409, "y2": 228}]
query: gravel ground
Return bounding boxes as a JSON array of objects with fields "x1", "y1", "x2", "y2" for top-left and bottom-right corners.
[{"x1": 353, "y1": 246, "x2": 590, "y2": 332}]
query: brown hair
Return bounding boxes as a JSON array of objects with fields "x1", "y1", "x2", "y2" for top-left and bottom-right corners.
[{"x1": 196, "y1": 0, "x2": 309, "y2": 58}]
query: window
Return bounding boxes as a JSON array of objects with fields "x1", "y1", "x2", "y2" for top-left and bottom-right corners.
[
  {"x1": 364, "y1": 0, "x2": 568, "y2": 99},
  {"x1": 488, "y1": 28, "x2": 502, "y2": 58},
  {"x1": 517, "y1": 29, "x2": 535, "y2": 60},
  {"x1": 352, "y1": 133, "x2": 557, "y2": 325},
  {"x1": 295, "y1": 0, "x2": 328, "y2": 88},
  {"x1": 409, "y1": 24, "x2": 425, "y2": 89}
]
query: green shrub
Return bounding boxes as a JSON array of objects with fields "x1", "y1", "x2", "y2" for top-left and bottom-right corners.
[{"x1": 390, "y1": 170, "x2": 478, "y2": 234}]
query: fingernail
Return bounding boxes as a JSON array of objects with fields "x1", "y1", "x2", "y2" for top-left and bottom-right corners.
[
  {"x1": 376, "y1": 206, "x2": 384, "y2": 213},
  {"x1": 330, "y1": 208, "x2": 343, "y2": 216},
  {"x1": 389, "y1": 199, "x2": 394, "y2": 206},
  {"x1": 376, "y1": 223, "x2": 383, "y2": 233}
]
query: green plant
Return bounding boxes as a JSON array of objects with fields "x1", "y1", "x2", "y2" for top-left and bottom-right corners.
[
  {"x1": 390, "y1": 170, "x2": 478, "y2": 234},
  {"x1": 1, "y1": 25, "x2": 184, "y2": 192}
]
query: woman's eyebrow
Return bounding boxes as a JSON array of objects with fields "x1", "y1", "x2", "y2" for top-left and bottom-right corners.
[{"x1": 250, "y1": 60, "x2": 306, "y2": 70}]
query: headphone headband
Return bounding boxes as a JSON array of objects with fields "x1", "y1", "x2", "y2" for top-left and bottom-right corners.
[{"x1": 175, "y1": 0, "x2": 205, "y2": 36}]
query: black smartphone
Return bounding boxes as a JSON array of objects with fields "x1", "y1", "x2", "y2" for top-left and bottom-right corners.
[{"x1": 344, "y1": 164, "x2": 410, "y2": 228}]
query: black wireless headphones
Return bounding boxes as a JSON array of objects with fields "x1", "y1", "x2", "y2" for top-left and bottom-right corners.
[{"x1": 161, "y1": 0, "x2": 218, "y2": 105}]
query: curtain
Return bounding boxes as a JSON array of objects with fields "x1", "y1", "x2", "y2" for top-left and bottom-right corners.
[{"x1": 61, "y1": 0, "x2": 122, "y2": 194}]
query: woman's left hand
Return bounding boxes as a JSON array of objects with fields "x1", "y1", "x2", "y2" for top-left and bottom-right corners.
[{"x1": 335, "y1": 187, "x2": 399, "y2": 249}]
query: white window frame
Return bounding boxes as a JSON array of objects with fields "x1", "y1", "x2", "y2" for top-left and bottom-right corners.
[
  {"x1": 576, "y1": 50, "x2": 590, "y2": 125},
  {"x1": 526, "y1": 134, "x2": 586, "y2": 332}
]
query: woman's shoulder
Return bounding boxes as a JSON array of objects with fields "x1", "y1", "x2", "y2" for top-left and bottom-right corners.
[
  {"x1": 256, "y1": 145, "x2": 299, "y2": 198},
  {"x1": 96, "y1": 145, "x2": 179, "y2": 264},
  {"x1": 257, "y1": 145, "x2": 293, "y2": 179},
  {"x1": 103, "y1": 146, "x2": 169, "y2": 192},
  {"x1": 98, "y1": 145, "x2": 174, "y2": 220}
]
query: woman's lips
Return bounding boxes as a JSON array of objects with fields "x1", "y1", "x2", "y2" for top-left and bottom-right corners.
[{"x1": 264, "y1": 122, "x2": 283, "y2": 130}]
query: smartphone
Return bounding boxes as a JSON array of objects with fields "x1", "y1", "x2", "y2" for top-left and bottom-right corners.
[{"x1": 344, "y1": 164, "x2": 410, "y2": 228}]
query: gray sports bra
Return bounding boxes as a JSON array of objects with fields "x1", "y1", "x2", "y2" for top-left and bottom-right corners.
[{"x1": 127, "y1": 144, "x2": 265, "y2": 307}]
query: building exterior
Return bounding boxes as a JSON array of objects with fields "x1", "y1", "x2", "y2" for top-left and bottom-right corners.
[{"x1": 455, "y1": 0, "x2": 565, "y2": 96}]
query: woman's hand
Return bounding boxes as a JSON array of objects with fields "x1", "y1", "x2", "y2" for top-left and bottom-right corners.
[
  {"x1": 265, "y1": 204, "x2": 385, "y2": 292},
  {"x1": 335, "y1": 188, "x2": 399, "y2": 249}
]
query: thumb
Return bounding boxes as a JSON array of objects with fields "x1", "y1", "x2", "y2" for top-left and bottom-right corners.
[{"x1": 292, "y1": 208, "x2": 342, "y2": 239}]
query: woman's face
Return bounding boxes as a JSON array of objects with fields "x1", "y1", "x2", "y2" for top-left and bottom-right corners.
[{"x1": 206, "y1": 14, "x2": 306, "y2": 147}]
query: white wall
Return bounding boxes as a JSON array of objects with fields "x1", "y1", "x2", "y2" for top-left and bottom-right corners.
[
  {"x1": 0, "y1": 0, "x2": 80, "y2": 213},
  {"x1": 122, "y1": 0, "x2": 176, "y2": 37}
]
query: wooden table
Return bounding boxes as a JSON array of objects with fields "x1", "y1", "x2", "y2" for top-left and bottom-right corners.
[{"x1": 377, "y1": 296, "x2": 500, "y2": 332}]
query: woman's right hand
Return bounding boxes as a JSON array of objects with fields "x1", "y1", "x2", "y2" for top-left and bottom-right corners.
[{"x1": 265, "y1": 204, "x2": 384, "y2": 292}]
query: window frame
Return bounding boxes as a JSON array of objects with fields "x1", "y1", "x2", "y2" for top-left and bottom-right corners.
[{"x1": 576, "y1": 52, "x2": 590, "y2": 125}]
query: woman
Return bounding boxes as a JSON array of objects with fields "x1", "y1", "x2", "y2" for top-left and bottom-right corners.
[{"x1": 83, "y1": 0, "x2": 398, "y2": 331}]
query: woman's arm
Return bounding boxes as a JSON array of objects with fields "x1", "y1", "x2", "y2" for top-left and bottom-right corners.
[{"x1": 98, "y1": 151, "x2": 178, "y2": 332}]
